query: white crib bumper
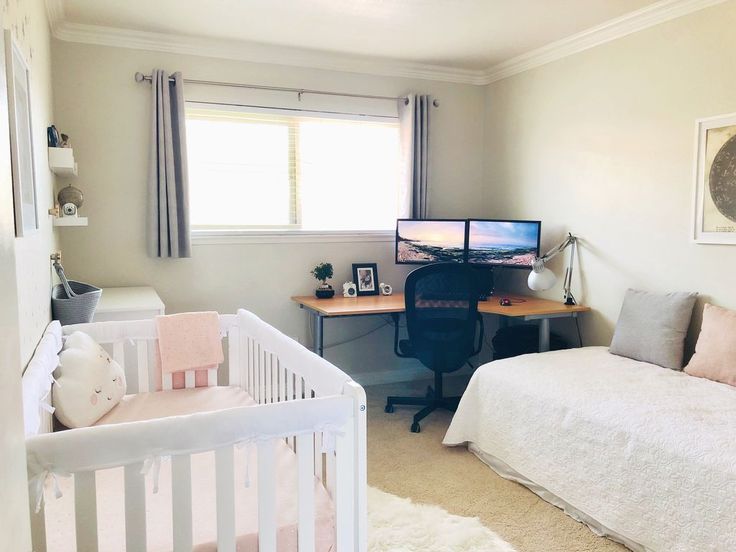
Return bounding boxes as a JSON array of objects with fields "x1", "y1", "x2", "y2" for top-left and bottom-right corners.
[{"x1": 26, "y1": 395, "x2": 352, "y2": 510}]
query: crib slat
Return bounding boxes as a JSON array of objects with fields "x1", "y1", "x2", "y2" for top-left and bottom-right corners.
[
  {"x1": 74, "y1": 471, "x2": 98, "y2": 552},
  {"x1": 124, "y1": 462, "x2": 147, "y2": 551},
  {"x1": 248, "y1": 337, "x2": 254, "y2": 396},
  {"x1": 259, "y1": 346, "x2": 266, "y2": 404},
  {"x1": 163, "y1": 373, "x2": 173, "y2": 391},
  {"x1": 253, "y1": 343, "x2": 260, "y2": 403},
  {"x1": 29, "y1": 493, "x2": 47, "y2": 552},
  {"x1": 228, "y1": 326, "x2": 240, "y2": 387},
  {"x1": 287, "y1": 369, "x2": 294, "y2": 401},
  {"x1": 113, "y1": 341, "x2": 125, "y2": 368},
  {"x1": 265, "y1": 352, "x2": 273, "y2": 403},
  {"x1": 258, "y1": 440, "x2": 277, "y2": 552},
  {"x1": 136, "y1": 340, "x2": 149, "y2": 393},
  {"x1": 296, "y1": 433, "x2": 316, "y2": 552},
  {"x1": 172, "y1": 455, "x2": 193, "y2": 551},
  {"x1": 184, "y1": 370, "x2": 195, "y2": 389},
  {"x1": 272, "y1": 354, "x2": 278, "y2": 402},
  {"x1": 279, "y1": 362, "x2": 286, "y2": 403},
  {"x1": 335, "y1": 425, "x2": 356, "y2": 552},
  {"x1": 215, "y1": 446, "x2": 236, "y2": 552},
  {"x1": 314, "y1": 432, "x2": 324, "y2": 482},
  {"x1": 326, "y1": 450, "x2": 337, "y2": 498}
]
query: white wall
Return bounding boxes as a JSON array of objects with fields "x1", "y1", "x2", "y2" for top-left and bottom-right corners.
[
  {"x1": 0, "y1": 0, "x2": 57, "y2": 548},
  {"x1": 51, "y1": 41, "x2": 487, "y2": 382},
  {"x1": 9, "y1": 0, "x2": 59, "y2": 365},
  {"x1": 483, "y1": 1, "x2": 736, "y2": 349}
]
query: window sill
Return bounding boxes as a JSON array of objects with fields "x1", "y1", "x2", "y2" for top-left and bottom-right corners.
[{"x1": 192, "y1": 229, "x2": 395, "y2": 245}]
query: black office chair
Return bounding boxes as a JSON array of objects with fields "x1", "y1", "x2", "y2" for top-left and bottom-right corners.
[{"x1": 385, "y1": 263, "x2": 484, "y2": 433}]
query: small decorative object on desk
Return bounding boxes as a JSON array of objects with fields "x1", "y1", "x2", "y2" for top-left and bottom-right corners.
[
  {"x1": 311, "y1": 262, "x2": 335, "y2": 299},
  {"x1": 352, "y1": 263, "x2": 379, "y2": 296},
  {"x1": 379, "y1": 282, "x2": 393, "y2": 296},
  {"x1": 57, "y1": 184, "x2": 83, "y2": 217},
  {"x1": 343, "y1": 282, "x2": 357, "y2": 297}
]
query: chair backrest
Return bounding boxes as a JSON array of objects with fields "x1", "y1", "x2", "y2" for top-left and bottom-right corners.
[{"x1": 404, "y1": 263, "x2": 480, "y2": 372}]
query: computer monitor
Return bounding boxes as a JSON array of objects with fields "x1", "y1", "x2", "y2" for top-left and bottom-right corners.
[
  {"x1": 395, "y1": 219, "x2": 468, "y2": 264},
  {"x1": 466, "y1": 219, "x2": 541, "y2": 269}
]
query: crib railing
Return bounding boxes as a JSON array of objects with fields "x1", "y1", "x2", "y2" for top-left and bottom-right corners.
[{"x1": 27, "y1": 309, "x2": 367, "y2": 552}]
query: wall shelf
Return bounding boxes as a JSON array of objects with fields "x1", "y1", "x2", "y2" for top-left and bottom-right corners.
[
  {"x1": 48, "y1": 147, "x2": 78, "y2": 176},
  {"x1": 52, "y1": 216, "x2": 88, "y2": 227}
]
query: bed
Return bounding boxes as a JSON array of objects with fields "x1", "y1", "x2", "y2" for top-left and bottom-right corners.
[
  {"x1": 443, "y1": 346, "x2": 736, "y2": 552},
  {"x1": 23, "y1": 309, "x2": 367, "y2": 552}
]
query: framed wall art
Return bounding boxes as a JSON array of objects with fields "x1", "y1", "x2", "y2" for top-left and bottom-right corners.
[
  {"x1": 4, "y1": 29, "x2": 37, "y2": 237},
  {"x1": 693, "y1": 112, "x2": 736, "y2": 244}
]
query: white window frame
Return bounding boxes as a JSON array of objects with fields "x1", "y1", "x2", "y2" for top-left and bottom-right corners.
[{"x1": 186, "y1": 102, "x2": 399, "y2": 245}]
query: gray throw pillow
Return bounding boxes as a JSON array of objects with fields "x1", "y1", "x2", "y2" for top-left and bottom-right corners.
[{"x1": 609, "y1": 289, "x2": 697, "y2": 370}]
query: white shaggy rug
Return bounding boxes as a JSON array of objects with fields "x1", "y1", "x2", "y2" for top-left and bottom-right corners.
[{"x1": 368, "y1": 487, "x2": 516, "y2": 552}]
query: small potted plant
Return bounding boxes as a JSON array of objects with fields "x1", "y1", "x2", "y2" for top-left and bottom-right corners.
[{"x1": 311, "y1": 262, "x2": 335, "y2": 299}]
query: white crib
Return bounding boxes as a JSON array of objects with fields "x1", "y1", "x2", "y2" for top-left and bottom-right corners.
[{"x1": 23, "y1": 309, "x2": 367, "y2": 552}]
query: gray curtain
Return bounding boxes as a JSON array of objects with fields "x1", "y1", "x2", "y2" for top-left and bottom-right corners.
[
  {"x1": 147, "y1": 69, "x2": 191, "y2": 258},
  {"x1": 398, "y1": 94, "x2": 431, "y2": 219}
]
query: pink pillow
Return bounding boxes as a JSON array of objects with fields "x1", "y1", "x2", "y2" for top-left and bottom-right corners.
[{"x1": 685, "y1": 304, "x2": 736, "y2": 387}]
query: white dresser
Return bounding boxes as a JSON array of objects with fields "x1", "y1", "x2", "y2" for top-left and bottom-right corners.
[
  {"x1": 92, "y1": 287, "x2": 164, "y2": 391},
  {"x1": 93, "y1": 286, "x2": 165, "y2": 322}
]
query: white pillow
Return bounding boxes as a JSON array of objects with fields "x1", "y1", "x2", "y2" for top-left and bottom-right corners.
[{"x1": 53, "y1": 332, "x2": 127, "y2": 428}]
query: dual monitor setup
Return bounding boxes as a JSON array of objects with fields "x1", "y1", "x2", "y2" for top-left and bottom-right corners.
[
  {"x1": 395, "y1": 218, "x2": 542, "y2": 300},
  {"x1": 396, "y1": 218, "x2": 540, "y2": 267}
]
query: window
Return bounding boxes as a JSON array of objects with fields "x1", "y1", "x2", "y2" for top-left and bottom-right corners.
[{"x1": 186, "y1": 105, "x2": 402, "y2": 233}]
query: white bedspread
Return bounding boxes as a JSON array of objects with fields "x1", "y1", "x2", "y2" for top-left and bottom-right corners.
[{"x1": 443, "y1": 346, "x2": 736, "y2": 552}]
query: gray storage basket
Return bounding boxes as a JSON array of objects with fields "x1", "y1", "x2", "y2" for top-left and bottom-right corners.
[{"x1": 51, "y1": 261, "x2": 102, "y2": 325}]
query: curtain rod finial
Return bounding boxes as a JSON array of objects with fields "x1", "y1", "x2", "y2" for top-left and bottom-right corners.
[{"x1": 134, "y1": 72, "x2": 145, "y2": 83}]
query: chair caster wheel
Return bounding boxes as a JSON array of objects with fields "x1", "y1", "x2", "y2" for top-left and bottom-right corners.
[
  {"x1": 410, "y1": 422, "x2": 421, "y2": 433},
  {"x1": 384, "y1": 404, "x2": 394, "y2": 413}
]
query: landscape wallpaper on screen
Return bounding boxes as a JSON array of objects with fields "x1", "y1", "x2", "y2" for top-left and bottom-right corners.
[
  {"x1": 467, "y1": 221, "x2": 538, "y2": 266},
  {"x1": 396, "y1": 220, "x2": 466, "y2": 263}
]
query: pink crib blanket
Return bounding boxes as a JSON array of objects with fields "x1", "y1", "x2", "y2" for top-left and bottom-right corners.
[{"x1": 155, "y1": 311, "x2": 224, "y2": 390}]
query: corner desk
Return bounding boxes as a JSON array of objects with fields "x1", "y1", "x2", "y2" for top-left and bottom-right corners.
[{"x1": 291, "y1": 293, "x2": 589, "y2": 357}]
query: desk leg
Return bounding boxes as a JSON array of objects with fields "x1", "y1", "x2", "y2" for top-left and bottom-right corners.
[
  {"x1": 313, "y1": 313, "x2": 324, "y2": 357},
  {"x1": 539, "y1": 318, "x2": 550, "y2": 353}
]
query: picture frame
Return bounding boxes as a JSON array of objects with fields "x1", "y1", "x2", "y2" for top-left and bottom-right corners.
[
  {"x1": 352, "y1": 263, "x2": 379, "y2": 296},
  {"x1": 4, "y1": 30, "x2": 37, "y2": 237},
  {"x1": 693, "y1": 112, "x2": 736, "y2": 244}
]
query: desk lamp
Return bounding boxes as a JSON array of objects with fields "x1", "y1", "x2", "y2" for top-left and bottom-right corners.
[{"x1": 528, "y1": 233, "x2": 578, "y2": 305}]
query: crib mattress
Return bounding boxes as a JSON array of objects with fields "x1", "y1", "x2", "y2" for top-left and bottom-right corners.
[{"x1": 44, "y1": 386, "x2": 336, "y2": 551}]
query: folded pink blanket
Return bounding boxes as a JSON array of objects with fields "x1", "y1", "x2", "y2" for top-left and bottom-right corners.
[{"x1": 155, "y1": 312, "x2": 224, "y2": 388}]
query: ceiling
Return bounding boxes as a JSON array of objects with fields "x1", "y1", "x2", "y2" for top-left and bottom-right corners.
[
  {"x1": 49, "y1": 0, "x2": 721, "y2": 82},
  {"x1": 57, "y1": 0, "x2": 662, "y2": 69}
]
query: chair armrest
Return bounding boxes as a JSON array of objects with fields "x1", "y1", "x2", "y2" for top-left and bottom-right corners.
[{"x1": 472, "y1": 312, "x2": 485, "y2": 357}]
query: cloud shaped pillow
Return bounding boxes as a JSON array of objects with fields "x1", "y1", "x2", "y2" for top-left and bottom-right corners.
[{"x1": 53, "y1": 331, "x2": 127, "y2": 428}]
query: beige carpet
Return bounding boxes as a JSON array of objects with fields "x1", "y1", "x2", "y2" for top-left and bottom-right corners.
[{"x1": 365, "y1": 376, "x2": 627, "y2": 552}]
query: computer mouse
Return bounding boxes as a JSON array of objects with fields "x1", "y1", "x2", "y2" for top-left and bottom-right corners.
[{"x1": 499, "y1": 297, "x2": 512, "y2": 307}]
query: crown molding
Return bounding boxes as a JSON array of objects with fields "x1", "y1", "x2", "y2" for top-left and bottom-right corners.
[
  {"x1": 47, "y1": 0, "x2": 728, "y2": 86},
  {"x1": 44, "y1": 0, "x2": 64, "y2": 32},
  {"x1": 481, "y1": 0, "x2": 729, "y2": 84},
  {"x1": 50, "y1": 21, "x2": 489, "y2": 85}
]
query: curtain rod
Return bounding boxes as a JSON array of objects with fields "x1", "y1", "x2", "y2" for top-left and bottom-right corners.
[{"x1": 134, "y1": 72, "x2": 440, "y2": 107}]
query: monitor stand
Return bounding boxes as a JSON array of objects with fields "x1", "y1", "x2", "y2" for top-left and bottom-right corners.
[{"x1": 474, "y1": 267, "x2": 495, "y2": 301}]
